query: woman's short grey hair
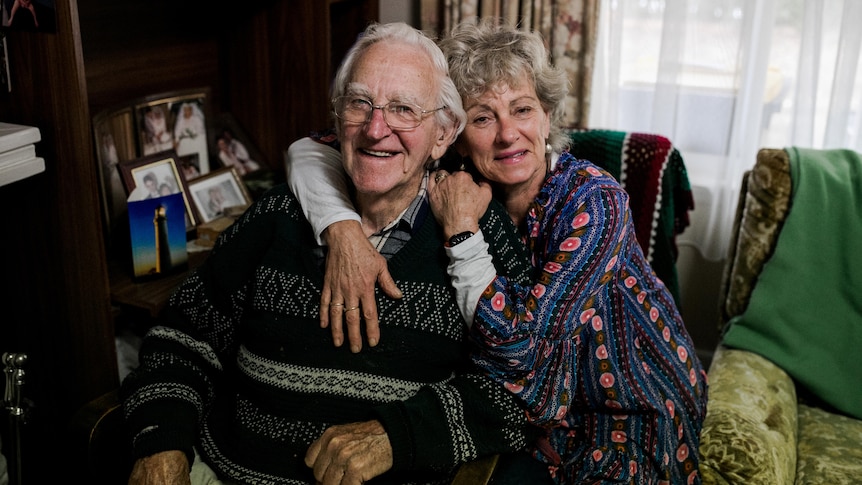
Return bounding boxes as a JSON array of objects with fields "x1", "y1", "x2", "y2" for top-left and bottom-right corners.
[
  {"x1": 331, "y1": 22, "x2": 466, "y2": 138},
  {"x1": 439, "y1": 19, "x2": 570, "y2": 152}
]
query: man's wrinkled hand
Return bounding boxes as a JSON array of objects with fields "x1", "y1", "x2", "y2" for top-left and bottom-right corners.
[
  {"x1": 127, "y1": 450, "x2": 190, "y2": 485},
  {"x1": 305, "y1": 420, "x2": 394, "y2": 485},
  {"x1": 320, "y1": 220, "x2": 402, "y2": 353}
]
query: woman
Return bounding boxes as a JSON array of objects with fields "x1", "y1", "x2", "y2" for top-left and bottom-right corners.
[{"x1": 287, "y1": 20, "x2": 708, "y2": 484}]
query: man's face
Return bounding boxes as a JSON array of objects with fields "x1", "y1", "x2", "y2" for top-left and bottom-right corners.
[{"x1": 339, "y1": 41, "x2": 450, "y2": 201}]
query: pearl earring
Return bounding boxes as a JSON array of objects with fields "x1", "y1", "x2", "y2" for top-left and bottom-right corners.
[{"x1": 545, "y1": 141, "x2": 553, "y2": 153}]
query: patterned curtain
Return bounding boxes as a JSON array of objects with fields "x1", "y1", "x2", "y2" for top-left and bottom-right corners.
[{"x1": 420, "y1": 0, "x2": 599, "y2": 129}]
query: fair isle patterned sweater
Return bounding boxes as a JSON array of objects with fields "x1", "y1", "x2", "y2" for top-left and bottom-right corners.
[
  {"x1": 121, "y1": 184, "x2": 534, "y2": 485},
  {"x1": 470, "y1": 153, "x2": 709, "y2": 484}
]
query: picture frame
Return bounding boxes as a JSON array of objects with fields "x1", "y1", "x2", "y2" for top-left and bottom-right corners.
[
  {"x1": 209, "y1": 112, "x2": 265, "y2": 177},
  {"x1": 186, "y1": 167, "x2": 251, "y2": 224},
  {"x1": 1, "y1": 0, "x2": 57, "y2": 32},
  {"x1": 92, "y1": 106, "x2": 138, "y2": 238},
  {"x1": 119, "y1": 151, "x2": 198, "y2": 230},
  {"x1": 134, "y1": 88, "x2": 212, "y2": 177}
]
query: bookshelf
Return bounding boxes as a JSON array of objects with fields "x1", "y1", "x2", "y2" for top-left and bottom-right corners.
[{"x1": 0, "y1": 0, "x2": 377, "y2": 481}]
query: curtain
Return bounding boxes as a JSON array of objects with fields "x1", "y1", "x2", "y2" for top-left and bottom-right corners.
[
  {"x1": 420, "y1": 0, "x2": 600, "y2": 129},
  {"x1": 589, "y1": 0, "x2": 862, "y2": 261}
]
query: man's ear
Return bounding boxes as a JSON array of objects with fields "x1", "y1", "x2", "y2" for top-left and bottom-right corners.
[{"x1": 430, "y1": 122, "x2": 458, "y2": 161}]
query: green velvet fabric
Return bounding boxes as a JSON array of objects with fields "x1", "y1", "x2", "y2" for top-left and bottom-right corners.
[
  {"x1": 722, "y1": 147, "x2": 862, "y2": 420},
  {"x1": 795, "y1": 404, "x2": 862, "y2": 484},
  {"x1": 699, "y1": 346, "x2": 798, "y2": 485}
]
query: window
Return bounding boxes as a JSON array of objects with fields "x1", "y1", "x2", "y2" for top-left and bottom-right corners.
[{"x1": 590, "y1": 0, "x2": 862, "y2": 260}]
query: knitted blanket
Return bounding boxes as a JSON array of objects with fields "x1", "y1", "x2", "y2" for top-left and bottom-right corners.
[{"x1": 568, "y1": 129, "x2": 694, "y2": 302}]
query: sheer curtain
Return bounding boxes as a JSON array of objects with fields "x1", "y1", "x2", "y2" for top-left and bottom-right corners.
[
  {"x1": 589, "y1": 0, "x2": 862, "y2": 261},
  {"x1": 421, "y1": 0, "x2": 600, "y2": 128}
]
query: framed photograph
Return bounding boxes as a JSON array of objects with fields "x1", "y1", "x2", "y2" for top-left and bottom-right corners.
[
  {"x1": 128, "y1": 192, "x2": 189, "y2": 280},
  {"x1": 1, "y1": 0, "x2": 57, "y2": 32},
  {"x1": 209, "y1": 113, "x2": 264, "y2": 177},
  {"x1": 134, "y1": 88, "x2": 212, "y2": 176},
  {"x1": 187, "y1": 167, "x2": 251, "y2": 224},
  {"x1": 119, "y1": 151, "x2": 197, "y2": 230},
  {"x1": 93, "y1": 106, "x2": 138, "y2": 237}
]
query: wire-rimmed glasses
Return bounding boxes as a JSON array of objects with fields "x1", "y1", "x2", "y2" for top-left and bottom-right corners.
[{"x1": 332, "y1": 96, "x2": 446, "y2": 131}]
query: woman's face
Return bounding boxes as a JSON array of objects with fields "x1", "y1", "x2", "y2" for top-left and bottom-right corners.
[{"x1": 458, "y1": 73, "x2": 551, "y2": 193}]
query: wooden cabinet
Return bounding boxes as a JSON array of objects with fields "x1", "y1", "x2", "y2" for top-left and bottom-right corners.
[{"x1": 0, "y1": 0, "x2": 376, "y2": 481}]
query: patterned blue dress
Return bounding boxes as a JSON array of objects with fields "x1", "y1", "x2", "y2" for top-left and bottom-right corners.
[{"x1": 470, "y1": 152, "x2": 709, "y2": 484}]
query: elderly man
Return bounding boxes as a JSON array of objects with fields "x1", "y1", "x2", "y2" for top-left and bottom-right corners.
[{"x1": 121, "y1": 22, "x2": 534, "y2": 485}]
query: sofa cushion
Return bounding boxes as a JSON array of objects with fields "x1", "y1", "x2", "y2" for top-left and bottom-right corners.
[
  {"x1": 722, "y1": 147, "x2": 862, "y2": 420},
  {"x1": 795, "y1": 403, "x2": 862, "y2": 484},
  {"x1": 719, "y1": 148, "x2": 791, "y2": 326},
  {"x1": 699, "y1": 346, "x2": 797, "y2": 485}
]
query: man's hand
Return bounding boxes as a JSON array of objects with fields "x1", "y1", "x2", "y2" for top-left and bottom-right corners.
[
  {"x1": 321, "y1": 221, "x2": 402, "y2": 353},
  {"x1": 127, "y1": 450, "x2": 190, "y2": 485},
  {"x1": 305, "y1": 420, "x2": 394, "y2": 485}
]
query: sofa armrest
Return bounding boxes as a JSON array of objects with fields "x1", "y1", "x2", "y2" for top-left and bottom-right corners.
[
  {"x1": 699, "y1": 346, "x2": 798, "y2": 485},
  {"x1": 451, "y1": 454, "x2": 498, "y2": 485}
]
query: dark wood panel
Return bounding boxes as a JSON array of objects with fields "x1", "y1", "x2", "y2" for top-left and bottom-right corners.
[
  {"x1": 77, "y1": 0, "x2": 223, "y2": 115},
  {"x1": 221, "y1": 0, "x2": 331, "y2": 170},
  {"x1": 84, "y1": 40, "x2": 221, "y2": 115},
  {"x1": 223, "y1": 0, "x2": 378, "y2": 171},
  {"x1": 0, "y1": 1, "x2": 116, "y2": 481}
]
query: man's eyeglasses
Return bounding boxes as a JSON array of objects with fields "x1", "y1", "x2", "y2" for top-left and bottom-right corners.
[{"x1": 332, "y1": 96, "x2": 446, "y2": 131}]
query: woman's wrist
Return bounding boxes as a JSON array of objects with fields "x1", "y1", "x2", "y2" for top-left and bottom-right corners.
[
  {"x1": 446, "y1": 231, "x2": 475, "y2": 247},
  {"x1": 443, "y1": 221, "x2": 480, "y2": 240}
]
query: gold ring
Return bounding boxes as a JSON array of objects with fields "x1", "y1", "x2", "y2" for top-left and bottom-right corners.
[
  {"x1": 330, "y1": 303, "x2": 344, "y2": 307},
  {"x1": 344, "y1": 306, "x2": 360, "y2": 313},
  {"x1": 434, "y1": 172, "x2": 447, "y2": 183}
]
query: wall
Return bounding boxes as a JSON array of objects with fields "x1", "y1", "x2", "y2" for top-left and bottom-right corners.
[
  {"x1": 677, "y1": 244, "x2": 723, "y2": 368},
  {"x1": 379, "y1": 0, "x2": 418, "y2": 24}
]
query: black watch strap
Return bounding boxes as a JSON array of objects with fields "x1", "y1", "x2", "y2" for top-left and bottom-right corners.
[{"x1": 447, "y1": 231, "x2": 474, "y2": 247}]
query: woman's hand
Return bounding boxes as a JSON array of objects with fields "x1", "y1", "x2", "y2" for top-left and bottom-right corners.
[
  {"x1": 428, "y1": 170, "x2": 492, "y2": 238},
  {"x1": 320, "y1": 221, "x2": 402, "y2": 353}
]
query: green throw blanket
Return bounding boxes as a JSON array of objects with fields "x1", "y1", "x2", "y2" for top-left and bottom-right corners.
[{"x1": 723, "y1": 146, "x2": 862, "y2": 420}]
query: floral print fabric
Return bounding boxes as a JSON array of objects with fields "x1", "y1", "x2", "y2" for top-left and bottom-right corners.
[{"x1": 470, "y1": 153, "x2": 708, "y2": 484}]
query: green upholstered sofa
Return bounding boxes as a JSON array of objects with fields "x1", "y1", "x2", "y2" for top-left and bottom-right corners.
[{"x1": 698, "y1": 148, "x2": 862, "y2": 484}]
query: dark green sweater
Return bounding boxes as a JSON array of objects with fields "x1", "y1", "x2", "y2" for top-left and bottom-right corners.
[{"x1": 121, "y1": 184, "x2": 534, "y2": 484}]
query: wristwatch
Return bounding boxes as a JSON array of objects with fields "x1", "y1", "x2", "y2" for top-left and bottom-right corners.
[{"x1": 447, "y1": 231, "x2": 474, "y2": 247}]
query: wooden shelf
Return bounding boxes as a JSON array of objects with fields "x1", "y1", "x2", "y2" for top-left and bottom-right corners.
[
  {"x1": 0, "y1": 156, "x2": 45, "y2": 187},
  {"x1": 109, "y1": 250, "x2": 209, "y2": 318}
]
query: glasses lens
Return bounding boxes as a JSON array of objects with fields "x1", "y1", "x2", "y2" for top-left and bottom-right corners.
[
  {"x1": 333, "y1": 97, "x2": 429, "y2": 129},
  {"x1": 385, "y1": 102, "x2": 422, "y2": 129},
  {"x1": 335, "y1": 97, "x2": 371, "y2": 124}
]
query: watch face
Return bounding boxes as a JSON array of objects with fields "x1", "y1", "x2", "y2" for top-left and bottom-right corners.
[{"x1": 448, "y1": 231, "x2": 474, "y2": 247}]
